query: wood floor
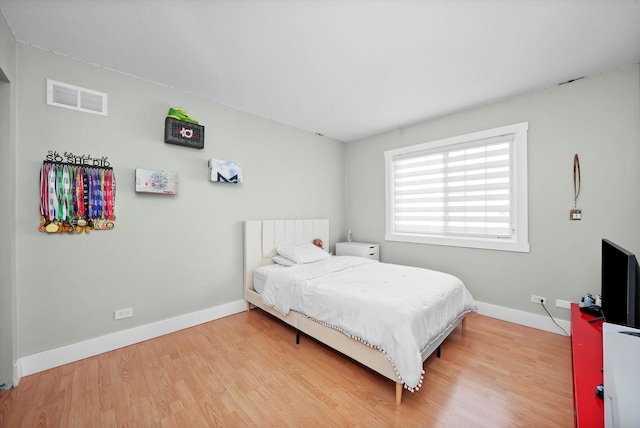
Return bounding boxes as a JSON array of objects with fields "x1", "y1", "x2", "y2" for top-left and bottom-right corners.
[{"x1": 0, "y1": 309, "x2": 574, "y2": 427}]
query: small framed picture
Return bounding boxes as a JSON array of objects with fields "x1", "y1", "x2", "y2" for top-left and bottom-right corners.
[{"x1": 208, "y1": 159, "x2": 243, "y2": 184}]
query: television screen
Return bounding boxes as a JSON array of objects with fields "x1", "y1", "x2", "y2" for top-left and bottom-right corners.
[{"x1": 601, "y1": 239, "x2": 640, "y2": 328}]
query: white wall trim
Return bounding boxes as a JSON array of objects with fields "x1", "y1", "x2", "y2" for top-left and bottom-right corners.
[
  {"x1": 15, "y1": 299, "x2": 247, "y2": 383},
  {"x1": 476, "y1": 301, "x2": 571, "y2": 336},
  {"x1": 14, "y1": 299, "x2": 570, "y2": 385},
  {"x1": 13, "y1": 362, "x2": 20, "y2": 388}
]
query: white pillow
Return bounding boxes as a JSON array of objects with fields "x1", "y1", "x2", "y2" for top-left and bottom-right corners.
[
  {"x1": 272, "y1": 255, "x2": 297, "y2": 267},
  {"x1": 277, "y1": 243, "x2": 331, "y2": 264}
]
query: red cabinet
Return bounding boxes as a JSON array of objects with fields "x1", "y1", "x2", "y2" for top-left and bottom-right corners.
[{"x1": 571, "y1": 303, "x2": 604, "y2": 428}]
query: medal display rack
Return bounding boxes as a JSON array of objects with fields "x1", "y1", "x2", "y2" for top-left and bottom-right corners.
[{"x1": 39, "y1": 160, "x2": 116, "y2": 234}]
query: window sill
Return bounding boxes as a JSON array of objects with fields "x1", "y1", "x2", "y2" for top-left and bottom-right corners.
[{"x1": 385, "y1": 232, "x2": 530, "y2": 253}]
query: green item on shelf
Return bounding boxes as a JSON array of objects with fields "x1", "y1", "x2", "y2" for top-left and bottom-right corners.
[{"x1": 167, "y1": 107, "x2": 198, "y2": 124}]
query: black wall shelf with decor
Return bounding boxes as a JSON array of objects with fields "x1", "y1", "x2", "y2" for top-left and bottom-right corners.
[{"x1": 164, "y1": 117, "x2": 205, "y2": 149}]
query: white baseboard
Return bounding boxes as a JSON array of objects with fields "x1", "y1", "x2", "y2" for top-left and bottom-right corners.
[
  {"x1": 13, "y1": 299, "x2": 570, "y2": 385},
  {"x1": 476, "y1": 301, "x2": 571, "y2": 336},
  {"x1": 15, "y1": 299, "x2": 247, "y2": 383}
]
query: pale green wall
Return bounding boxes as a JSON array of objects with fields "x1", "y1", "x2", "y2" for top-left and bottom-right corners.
[
  {"x1": 14, "y1": 44, "x2": 345, "y2": 356},
  {"x1": 345, "y1": 65, "x2": 640, "y2": 321},
  {"x1": 0, "y1": 13, "x2": 17, "y2": 387}
]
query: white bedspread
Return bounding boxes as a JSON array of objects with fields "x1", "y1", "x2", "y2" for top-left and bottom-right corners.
[{"x1": 261, "y1": 256, "x2": 476, "y2": 389}]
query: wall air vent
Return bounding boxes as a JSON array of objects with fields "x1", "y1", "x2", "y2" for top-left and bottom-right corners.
[{"x1": 46, "y1": 79, "x2": 108, "y2": 116}]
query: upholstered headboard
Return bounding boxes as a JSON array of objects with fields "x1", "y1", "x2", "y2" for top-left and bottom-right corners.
[{"x1": 243, "y1": 219, "x2": 330, "y2": 293}]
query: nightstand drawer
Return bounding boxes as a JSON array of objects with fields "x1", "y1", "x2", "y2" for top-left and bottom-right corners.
[{"x1": 335, "y1": 242, "x2": 379, "y2": 261}]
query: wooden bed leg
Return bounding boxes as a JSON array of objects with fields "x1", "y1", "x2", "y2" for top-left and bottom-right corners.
[
  {"x1": 246, "y1": 302, "x2": 251, "y2": 312},
  {"x1": 296, "y1": 329, "x2": 300, "y2": 345},
  {"x1": 395, "y1": 382, "x2": 403, "y2": 405},
  {"x1": 461, "y1": 316, "x2": 467, "y2": 332}
]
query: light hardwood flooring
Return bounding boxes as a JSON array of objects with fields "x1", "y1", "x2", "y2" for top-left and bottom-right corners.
[{"x1": 0, "y1": 310, "x2": 574, "y2": 427}]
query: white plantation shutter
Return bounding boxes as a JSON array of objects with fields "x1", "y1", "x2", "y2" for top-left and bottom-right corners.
[
  {"x1": 391, "y1": 134, "x2": 513, "y2": 238},
  {"x1": 385, "y1": 123, "x2": 529, "y2": 252}
]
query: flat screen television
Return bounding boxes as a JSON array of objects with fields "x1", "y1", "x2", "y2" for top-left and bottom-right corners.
[{"x1": 601, "y1": 239, "x2": 640, "y2": 328}]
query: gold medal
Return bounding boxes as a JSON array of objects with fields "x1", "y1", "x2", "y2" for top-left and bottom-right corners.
[
  {"x1": 84, "y1": 225, "x2": 91, "y2": 233},
  {"x1": 75, "y1": 225, "x2": 83, "y2": 233},
  {"x1": 45, "y1": 222, "x2": 59, "y2": 233},
  {"x1": 77, "y1": 219, "x2": 87, "y2": 227},
  {"x1": 106, "y1": 222, "x2": 114, "y2": 229},
  {"x1": 39, "y1": 216, "x2": 46, "y2": 225}
]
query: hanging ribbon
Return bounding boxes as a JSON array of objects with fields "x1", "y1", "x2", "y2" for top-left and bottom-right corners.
[
  {"x1": 47, "y1": 164, "x2": 58, "y2": 222},
  {"x1": 573, "y1": 154, "x2": 581, "y2": 208}
]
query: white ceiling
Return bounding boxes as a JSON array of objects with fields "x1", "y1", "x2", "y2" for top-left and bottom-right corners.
[{"x1": 1, "y1": 0, "x2": 639, "y2": 142}]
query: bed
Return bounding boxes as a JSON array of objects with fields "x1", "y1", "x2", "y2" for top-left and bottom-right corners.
[{"x1": 243, "y1": 219, "x2": 476, "y2": 404}]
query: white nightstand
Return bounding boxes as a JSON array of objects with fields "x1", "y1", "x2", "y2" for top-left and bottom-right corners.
[{"x1": 335, "y1": 242, "x2": 379, "y2": 261}]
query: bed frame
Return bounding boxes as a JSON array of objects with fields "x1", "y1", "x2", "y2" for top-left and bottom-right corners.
[{"x1": 243, "y1": 219, "x2": 466, "y2": 404}]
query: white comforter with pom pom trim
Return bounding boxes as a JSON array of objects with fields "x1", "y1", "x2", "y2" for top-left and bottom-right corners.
[{"x1": 261, "y1": 256, "x2": 476, "y2": 389}]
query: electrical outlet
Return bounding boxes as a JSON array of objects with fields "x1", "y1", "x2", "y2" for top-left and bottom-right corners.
[
  {"x1": 114, "y1": 307, "x2": 133, "y2": 320},
  {"x1": 531, "y1": 295, "x2": 546, "y2": 305},
  {"x1": 556, "y1": 299, "x2": 572, "y2": 309}
]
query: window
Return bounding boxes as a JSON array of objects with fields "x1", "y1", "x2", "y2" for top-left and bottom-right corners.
[{"x1": 385, "y1": 122, "x2": 529, "y2": 252}]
